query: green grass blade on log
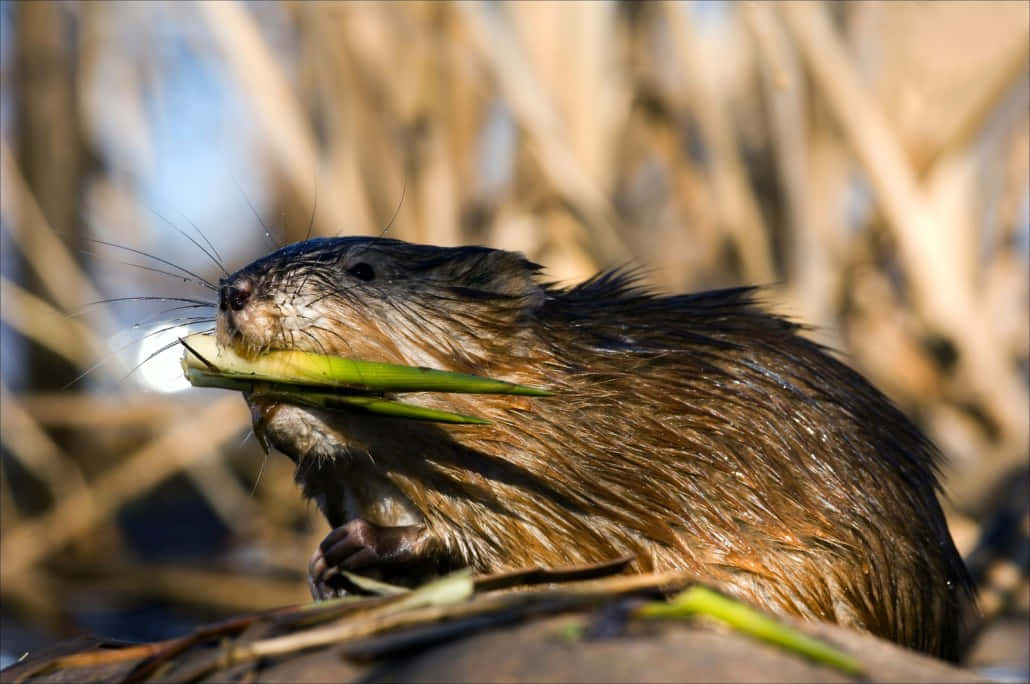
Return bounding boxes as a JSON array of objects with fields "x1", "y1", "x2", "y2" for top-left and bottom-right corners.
[
  {"x1": 180, "y1": 333, "x2": 550, "y2": 396},
  {"x1": 636, "y1": 585, "x2": 863, "y2": 676}
]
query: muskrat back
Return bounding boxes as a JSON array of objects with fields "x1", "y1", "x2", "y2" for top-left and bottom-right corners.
[{"x1": 216, "y1": 236, "x2": 973, "y2": 661}]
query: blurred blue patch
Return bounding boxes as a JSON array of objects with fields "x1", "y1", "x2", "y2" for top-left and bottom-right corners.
[
  {"x1": 687, "y1": 0, "x2": 730, "y2": 29},
  {"x1": 116, "y1": 473, "x2": 230, "y2": 562}
]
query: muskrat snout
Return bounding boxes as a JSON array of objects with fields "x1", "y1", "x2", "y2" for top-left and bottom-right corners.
[
  {"x1": 215, "y1": 274, "x2": 268, "y2": 354},
  {"x1": 219, "y1": 279, "x2": 252, "y2": 312}
]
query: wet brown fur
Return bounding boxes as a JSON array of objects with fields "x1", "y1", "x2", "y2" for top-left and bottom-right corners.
[{"x1": 218, "y1": 237, "x2": 973, "y2": 661}]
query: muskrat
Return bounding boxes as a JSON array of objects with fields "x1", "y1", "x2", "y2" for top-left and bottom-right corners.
[{"x1": 215, "y1": 236, "x2": 973, "y2": 660}]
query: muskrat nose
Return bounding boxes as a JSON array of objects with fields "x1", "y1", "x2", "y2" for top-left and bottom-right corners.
[{"x1": 219, "y1": 281, "x2": 252, "y2": 312}]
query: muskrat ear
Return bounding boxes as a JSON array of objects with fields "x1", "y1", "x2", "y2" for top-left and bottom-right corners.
[{"x1": 435, "y1": 247, "x2": 545, "y2": 302}]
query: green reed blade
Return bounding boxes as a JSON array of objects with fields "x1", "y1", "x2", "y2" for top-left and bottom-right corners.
[
  {"x1": 181, "y1": 333, "x2": 550, "y2": 396},
  {"x1": 183, "y1": 367, "x2": 491, "y2": 424},
  {"x1": 259, "y1": 386, "x2": 491, "y2": 424},
  {"x1": 182, "y1": 367, "x2": 254, "y2": 392}
]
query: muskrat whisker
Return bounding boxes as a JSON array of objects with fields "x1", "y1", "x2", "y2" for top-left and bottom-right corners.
[
  {"x1": 249, "y1": 443, "x2": 267, "y2": 496},
  {"x1": 301, "y1": 290, "x2": 338, "y2": 308},
  {"x1": 306, "y1": 323, "x2": 358, "y2": 357},
  {"x1": 178, "y1": 336, "x2": 218, "y2": 371},
  {"x1": 296, "y1": 328, "x2": 347, "y2": 380},
  {"x1": 342, "y1": 178, "x2": 407, "y2": 272},
  {"x1": 297, "y1": 328, "x2": 332, "y2": 359},
  {"x1": 238, "y1": 329, "x2": 257, "y2": 358},
  {"x1": 170, "y1": 207, "x2": 227, "y2": 276},
  {"x1": 290, "y1": 271, "x2": 312, "y2": 307},
  {"x1": 63, "y1": 355, "x2": 121, "y2": 391},
  {"x1": 68, "y1": 296, "x2": 214, "y2": 318},
  {"x1": 289, "y1": 260, "x2": 345, "y2": 306},
  {"x1": 130, "y1": 305, "x2": 216, "y2": 329},
  {"x1": 272, "y1": 312, "x2": 292, "y2": 356},
  {"x1": 287, "y1": 326, "x2": 297, "y2": 357},
  {"x1": 80, "y1": 250, "x2": 218, "y2": 292},
  {"x1": 163, "y1": 316, "x2": 221, "y2": 334},
  {"x1": 145, "y1": 205, "x2": 229, "y2": 278},
  {"x1": 129, "y1": 318, "x2": 217, "y2": 346},
  {"x1": 380, "y1": 176, "x2": 406, "y2": 238},
  {"x1": 64, "y1": 320, "x2": 216, "y2": 390},
  {"x1": 132, "y1": 314, "x2": 216, "y2": 332},
  {"x1": 88, "y1": 238, "x2": 219, "y2": 290},
  {"x1": 304, "y1": 179, "x2": 318, "y2": 243},
  {"x1": 231, "y1": 172, "x2": 281, "y2": 250},
  {"x1": 119, "y1": 335, "x2": 209, "y2": 385}
]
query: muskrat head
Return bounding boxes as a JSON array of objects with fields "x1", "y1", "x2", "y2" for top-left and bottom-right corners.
[{"x1": 216, "y1": 237, "x2": 546, "y2": 371}]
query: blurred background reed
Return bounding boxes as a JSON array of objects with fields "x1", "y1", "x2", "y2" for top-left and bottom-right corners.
[{"x1": 0, "y1": 0, "x2": 1027, "y2": 671}]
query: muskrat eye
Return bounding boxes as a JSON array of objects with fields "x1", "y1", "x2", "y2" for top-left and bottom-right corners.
[{"x1": 348, "y1": 262, "x2": 375, "y2": 281}]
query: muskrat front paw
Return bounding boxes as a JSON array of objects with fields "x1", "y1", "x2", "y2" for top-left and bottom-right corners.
[{"x1": 308, "y1": 519, "x2": 423, "y2": 599}]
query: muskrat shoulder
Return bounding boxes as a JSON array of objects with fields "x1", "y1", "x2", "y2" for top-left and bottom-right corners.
[{"x1": 216, "y1": 236, "x2": 973, "y2": 661}]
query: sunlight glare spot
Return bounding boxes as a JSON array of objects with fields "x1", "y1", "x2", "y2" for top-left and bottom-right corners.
[{"x1": 136, "y1": 324, "x2": 192, "y2": 393}]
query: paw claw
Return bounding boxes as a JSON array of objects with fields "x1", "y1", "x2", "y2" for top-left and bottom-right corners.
[{"x1": 307, "y1": 519, "x2": 425, "y2": 599}]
